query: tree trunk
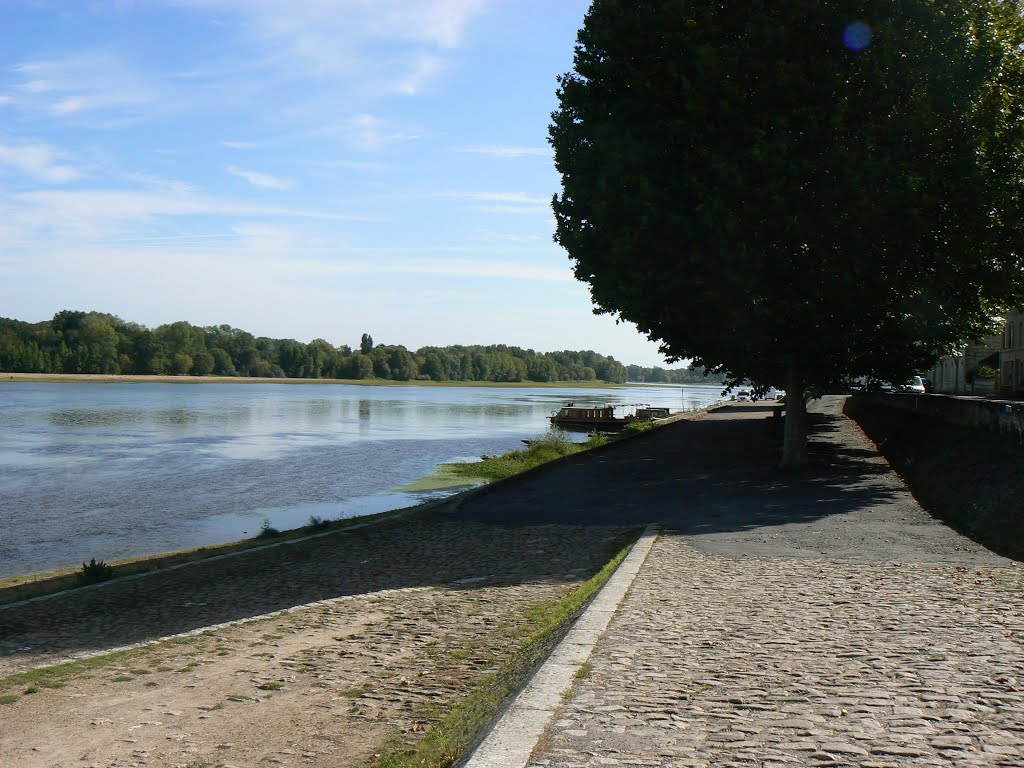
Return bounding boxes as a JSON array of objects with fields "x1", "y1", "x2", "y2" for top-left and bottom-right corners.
[{"x1": 780, "y1": 358, "x2": 807, "y2": 468}]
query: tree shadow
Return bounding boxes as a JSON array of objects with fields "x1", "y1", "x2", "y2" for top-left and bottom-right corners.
[{"x1": 0, "y1": 399, "x2": 935, "y2": 670}]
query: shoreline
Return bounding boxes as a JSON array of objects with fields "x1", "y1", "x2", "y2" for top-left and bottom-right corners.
[
  {"x1": 1, "y1": 372, "x2": 637, "y2": 387},
  {"x1": 0, "y1": 406, "x2": 710, "y2": 603}
]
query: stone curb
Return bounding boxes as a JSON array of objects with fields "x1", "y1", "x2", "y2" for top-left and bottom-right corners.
[{"x1": 463, "y1": 524, "x2": 660, "y2": 768}]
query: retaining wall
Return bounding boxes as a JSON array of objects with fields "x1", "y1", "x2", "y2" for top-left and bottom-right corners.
[{"x1": 859, "y1": 392, "x2": 1024, "y2": 437}]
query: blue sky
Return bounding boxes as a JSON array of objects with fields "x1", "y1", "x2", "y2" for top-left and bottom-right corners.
[{"x1": 0, "y1": 0, "x2": 675, "y2": 367}]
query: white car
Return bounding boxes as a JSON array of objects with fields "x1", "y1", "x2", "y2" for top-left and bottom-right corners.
[{"x1": 898, "y1": 375, "x2": 926, "y2": 394}]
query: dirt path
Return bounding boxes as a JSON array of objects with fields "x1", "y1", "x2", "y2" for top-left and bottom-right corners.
[{"x1": 0, "y1": 521, "x2": 628, "y2": 767}]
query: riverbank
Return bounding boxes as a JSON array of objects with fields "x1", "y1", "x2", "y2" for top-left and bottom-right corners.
[
  {"x1": 1, "y1": 372, "x2": 637, "y2": 387},
  {"x1": 0, "y1": 509, "x2": 638, "y2": 768},
  {"x1": 0, "y1": 507, "x2": 416, "y2": 605}
]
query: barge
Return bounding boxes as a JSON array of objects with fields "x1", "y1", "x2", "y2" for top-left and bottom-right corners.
[{"x1": 548, "y1": 403, "x2": 671, "y2": 432}]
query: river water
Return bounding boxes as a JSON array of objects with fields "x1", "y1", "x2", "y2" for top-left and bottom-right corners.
[{"x1": 0, "y1": 381, "x2": 722, "y2": 578}]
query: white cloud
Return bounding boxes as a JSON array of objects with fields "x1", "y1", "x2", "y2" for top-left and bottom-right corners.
[
  {"x1": 394, "y1": 53, "x2": 445, "y2": 96},
  {"x1": 51, "y1": 96, "x2": 87, "y2": 114},
  {"x1": 456, "y1": 145, "x2": 551, "y2": 158},
  {"x1": 10, "y1": 53, "x2": 161, "y2": 121},
  {"x1": 177, "y1": 0, "x2": 488, "y2": 93},
  {"x1": 0, "y1": 141, "x2": 81, "y2": 183},
  {"x1": 451, "y1": 191, "x2": 551, "y2": 215},
  {"x1": 7, "y1": 188, "x2": 370, "y2": 242},
  {"x1": 349, "y1": 113, "x2": 421, "y2": 151},
  {"x1": 226, "y1": 164, "x2": 292, "y2": 190},
  {"x1": 466, "y1": 192, "x2": 548, "y2": 204},
  {"x1": 221, "y1": 139, "x2": 262, "y2": 150}
]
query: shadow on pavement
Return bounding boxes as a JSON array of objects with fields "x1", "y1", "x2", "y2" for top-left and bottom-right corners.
[{"x1": 0, "y1": 398, "x2": 907, "y2": 670}]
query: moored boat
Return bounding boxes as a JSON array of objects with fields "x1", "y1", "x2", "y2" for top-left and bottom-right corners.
[{"x1": 548, "y1": 403, "x2": 670, "y2": 432}]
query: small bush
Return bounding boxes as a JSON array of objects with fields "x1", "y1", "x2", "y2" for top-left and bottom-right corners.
[
  {"x1": 78, "y1": 558, "x2": 115, "y2": 586},
  {"x1": 306, "y1": 515, "x2": 331, "y2": 532},
  {"x1": 621, "y1": 419, "x2": 657, "y2": 437},
  {"x1": 257, "y1": 519, "x2": 281, "y2": 538}
]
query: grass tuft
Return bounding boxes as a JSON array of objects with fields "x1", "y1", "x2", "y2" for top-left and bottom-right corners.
[{"x1": 442, "y1": 430, "x2": 610, "y2": 483}]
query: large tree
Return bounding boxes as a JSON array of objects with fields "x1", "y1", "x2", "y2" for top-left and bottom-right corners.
[{"x1": 550, "y1": 0, "x2": 1024, "y2": 465}]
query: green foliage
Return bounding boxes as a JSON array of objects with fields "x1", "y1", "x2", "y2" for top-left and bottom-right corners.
[
  {"x1": 0, "y1": 312, "x2": 633, "y2": 384},
  {"x1": 976, "y1": 365, "x2": 998, "y2": 379},
  {"x1": 77, "y1": 558, "x2": 115, "y2": 586},
  {"x1": 551, "y1": 0, "x2": 1024, "y2": 463},
  {"x1": 443, "y1": 431, "x2": 583, "y2": 481},
  {"x1": 620, "y1": 419, "x2": 657, "y2": 437},
  {"x1": 444, "y1": 428, "x2": 631, "y2": 482}
]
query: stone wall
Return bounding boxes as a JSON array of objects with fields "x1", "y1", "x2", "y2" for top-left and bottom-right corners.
[{"x1": 855, "y1": 392, "x2": 1024, "y2": 437}]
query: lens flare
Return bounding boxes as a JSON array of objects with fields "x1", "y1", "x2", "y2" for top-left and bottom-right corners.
[{"x1": 843, "y1": 21, "x2": 871, "y2": 52}]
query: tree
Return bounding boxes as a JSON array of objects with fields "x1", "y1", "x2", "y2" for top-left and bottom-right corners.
[
  {"x1": 550, "y1": 0, "x2": 1024, "y2": 466},
  {"x1": 192, "y1": 352, "x2": 215, "y2": 376},
  {"x1": 170, "y1": 353, "x2": 194, "y2": 376},
  {"x1": 360, "y1": 333, "x2": 374, "y2": 355}
]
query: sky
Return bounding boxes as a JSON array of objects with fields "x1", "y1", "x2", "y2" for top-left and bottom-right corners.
[{"x1": 0, "y1": 0, "x2": 679, "y2": 368}]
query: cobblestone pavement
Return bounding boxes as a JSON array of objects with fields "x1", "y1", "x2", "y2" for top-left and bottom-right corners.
[
  {"x1": 0, "y1": 520, "x2": 627, "y2": 675},
  {"x1": 528, "y1": 399, "x2": 1024, "y2": 768}
]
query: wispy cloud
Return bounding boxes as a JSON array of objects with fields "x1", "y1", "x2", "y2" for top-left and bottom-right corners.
[
  {"x1": 7, "y1": 187, "x2": 373, "y2": 243},
  {"x1": 456, "y1": 145, "x2": 551, "y2": 158},
  {"x1": 226, "y1": 164, "x2": 292, "y2": 190},
  {"x1": 178, "y1": 0, "x2": 488, "y2": 93},
  {"x1": 465, "y1": 192, "x2": 548, "y2": 204},
  {"x1": 223, "y1": 113, "x2": 421, "y2": 153},
  {"x1": 0, "y1": 141, "x2": 81, "y2": 183},
  {"x1": 10, "y1": 52, "x2": 162, "y2": 122}
]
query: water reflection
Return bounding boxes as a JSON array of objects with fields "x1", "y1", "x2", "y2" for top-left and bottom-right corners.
[{"x1": 0, "y1": 381, "x2": 722, "y2": 577}]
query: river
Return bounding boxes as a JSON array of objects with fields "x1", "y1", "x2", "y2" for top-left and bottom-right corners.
[{"x1": 0, "y1": 381, "x2": 723, "y2": 578}]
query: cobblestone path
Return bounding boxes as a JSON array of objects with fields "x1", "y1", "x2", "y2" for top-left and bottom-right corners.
[
  {"x1": 530, "y1": 536, "x2": 1024, "y2": 767},
  {"x1": 528, "y1": 399, "x2": 1024, "y2": 768}
]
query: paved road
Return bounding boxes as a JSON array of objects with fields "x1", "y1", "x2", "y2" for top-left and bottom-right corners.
[{"x1": 514, "y1": 398, "x2": 1024, "y2": 767}]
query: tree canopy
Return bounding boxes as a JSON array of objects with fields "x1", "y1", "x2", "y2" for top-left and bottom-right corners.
[
  {"x1": 0, "y1": 309, "x2": 691, "y2": 385},
  {"x1": 550, "y1": 0, "x2": 1024, "y2": 464}
]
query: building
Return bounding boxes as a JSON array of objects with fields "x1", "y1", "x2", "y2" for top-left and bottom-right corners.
[
  {"x1": 1000, "y1": 309, "x2": 1024, "y2": 396},
  {"x1": 927, "y1": 334, "x2": 1002, "y2": 395}
]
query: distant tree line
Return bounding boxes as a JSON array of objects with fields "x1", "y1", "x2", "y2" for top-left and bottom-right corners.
[
  {"x1": 0, "y1": 310, "x2": 706, "y2": 384},
  {"x1": 624, "y1": 364, "x2": 724, "y2": 385}
]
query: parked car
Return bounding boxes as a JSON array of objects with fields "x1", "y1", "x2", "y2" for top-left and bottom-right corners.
[{"x1": 896, "y1": 375, "x2": 926, "y2": 394}]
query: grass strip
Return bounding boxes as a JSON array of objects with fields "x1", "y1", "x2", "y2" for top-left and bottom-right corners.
[
  {"x1": 365, "y1": 527, "x2": 643, "y2": 768},
  {"x1": 443, "y1": 420, "x2": 660, "y2": 483},
  {"x1": 0, "y1": 647, "x2": 148, "y2": 700}
]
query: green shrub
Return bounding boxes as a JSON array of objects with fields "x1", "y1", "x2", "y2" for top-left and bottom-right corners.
[{"x1": 77, "y1": 558, "x2": 115, "y2": 586}]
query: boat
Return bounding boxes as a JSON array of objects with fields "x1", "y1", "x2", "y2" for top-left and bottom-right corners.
[{"x1": 548, "y1": 403, "x2": 671, "y2": 432}]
